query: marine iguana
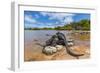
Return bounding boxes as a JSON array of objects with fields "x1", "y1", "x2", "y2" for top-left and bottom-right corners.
[
  {"x1": 36, "y1": 32, "x2": 84, "y2": 59},
  {"x1": 56, "y1": 32, "x2": 84, "y2": 59}
]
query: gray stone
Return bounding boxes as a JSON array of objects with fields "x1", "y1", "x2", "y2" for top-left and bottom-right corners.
[{"x1": 42, "y1": 46, "x2": 57, "y2": 55}]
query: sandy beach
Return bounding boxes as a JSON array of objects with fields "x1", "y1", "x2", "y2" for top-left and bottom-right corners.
[{"x1": 24, "y1": 30, "x2": 90, "y2": 61}]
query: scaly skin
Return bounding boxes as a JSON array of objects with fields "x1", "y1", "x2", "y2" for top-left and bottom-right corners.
[
  {"x1": 56, "y1": 32, "x2": 84, "y2": 59},
  {"x1": 36, "y1": 32, "x2": 84, "y2": 59}
]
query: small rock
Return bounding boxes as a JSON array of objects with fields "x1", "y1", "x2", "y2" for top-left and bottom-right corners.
[
  {"x1": 67, "y1": 39, "x2": 74, "y2": 46},
  {"x1": 42, "y1": 46, "x2": 57, "y2": 55}
]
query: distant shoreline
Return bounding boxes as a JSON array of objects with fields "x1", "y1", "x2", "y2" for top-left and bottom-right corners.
[{"x1": 24, "y1": 29, "x2": 90, "y2": 32}]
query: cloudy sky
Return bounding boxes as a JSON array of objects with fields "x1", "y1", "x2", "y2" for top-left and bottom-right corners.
[{"x1": 24, "y1": 11, "x2": 90, "y2": 28}]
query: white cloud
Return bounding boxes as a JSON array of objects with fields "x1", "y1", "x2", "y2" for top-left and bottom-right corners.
[
  {"x1": 25, "y1": 12, "x2": 75, "y2": 28},
  {"x1": 40, "y1": 12, "x2": 75, "y2": 24},
  {"x1": 25, "y1": 15, "x2": 37, "y2": 23},
  {"x1": 63, "y1": 16, "x2": 73, "y2": 24}
]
